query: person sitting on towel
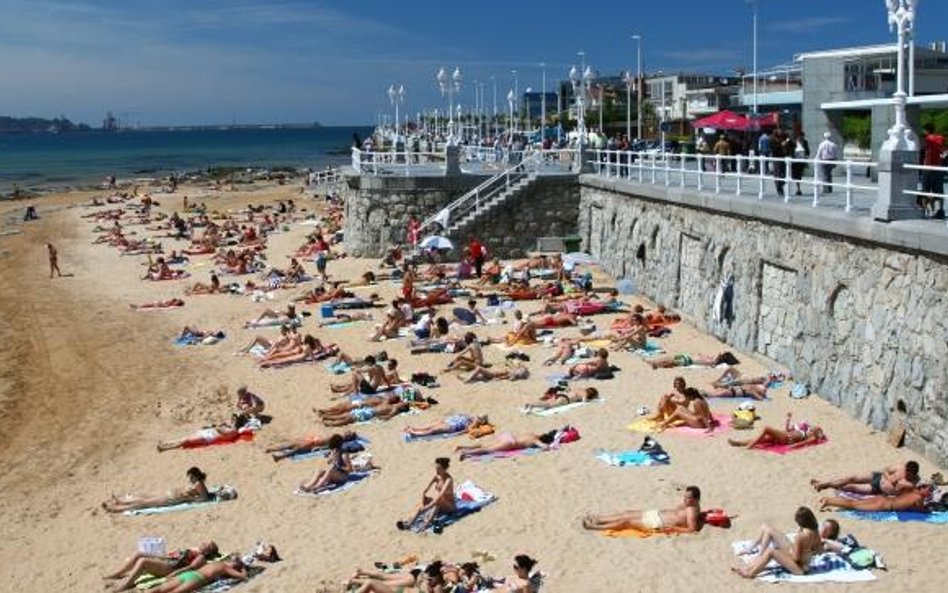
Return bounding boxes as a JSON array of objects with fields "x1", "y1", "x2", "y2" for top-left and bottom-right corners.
[
  {"x1": 298, "y1": 433, "x2": 354, "y2": 494},
  {"x1": 103, "y1": 541, "x2": 219, "y2": 592},
  {"x1": 397, "y1": 457, "x2": 457, "y2": 531},
  {"x1": 101, "y1": 467, "x2": 210, "y2": 513},
  {"x1": 810, "y1": 461, "x2": 921, "y2": 496},
  {"x1": 330, "y1": 355, "x2": 390, "y2": 395},
  {"x1": 442, "y1": 332, "x2": 485, "y2": 373},
  {"x1": 655, "y1": 388, "x2": 714, "y2": 433},
  {"x1": 732, "y1": 506, "x2": 823, "y2": 578},
  {"x1": 567, "y1": 348, "x2": 609, "y2": 378},
  {"x1": 582, "y1": 485, "x2": 702, "y2": 533}
]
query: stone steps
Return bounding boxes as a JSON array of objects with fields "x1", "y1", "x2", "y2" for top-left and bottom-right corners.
[{"x1": 448, "y1": 174, "x2": 537, "y2": 234}]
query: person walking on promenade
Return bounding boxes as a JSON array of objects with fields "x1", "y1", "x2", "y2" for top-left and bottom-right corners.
[
  {"x1": 921, "y1": 123, "x2": 946, "y2": 219},
  {"x1": 713, "y1": 135, "x2": 732, "y2": 173},
  {"x1": 771, "y1": 129, "x2": 791, "y2": 196},
  {"x1": 757, "y1": 131, "x2": 772, "y2": 174},
  {"x1": 791, "y1": 131, "x2": 811, "y2": 196},
  {"x1": 47, "y1": 243, "x2": 63, "y2": 278},
  {"x1": 815, "y1": 132, "x2": 839, "y2": 194}
]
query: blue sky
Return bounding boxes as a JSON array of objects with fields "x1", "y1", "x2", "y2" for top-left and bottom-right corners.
[{"x1": 0, "y1": 0, "x2": 946, "y2": 126}]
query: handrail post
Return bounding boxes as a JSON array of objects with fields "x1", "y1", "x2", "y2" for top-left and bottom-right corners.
[
  {"x1": 680, "y1": 153, "x2": 686, "y2": 188},
  {"x1": 697, "y1": 155, "x2": 703, "y2": 191},
  {"x1": 812, "y1": 158, "x2": 821, "y2": 207},
  {"x1": 784, "y1": 156, "x2": 792, "y2": 202},
  {"x1": 758, "y1": 155, "x2": 765, "y2": 200},
  {"x1": 638, "y1": 152, "x2": 644, "y2": 182},
  {"x1": 735, "y1": 155, "x2": 743, "y2": 195},
  {"x1": 714, "y1": 155, "x2": 721, "y2": 194},
  {"x1": 664, "y1": 152, "x2": 671, "y2": 186},
  {"x1": 650, "y1": 154, "x2": 656, "y2": 184},
  {"x1": 845, "y1": 162, "x2": 853, "y2": 212}
]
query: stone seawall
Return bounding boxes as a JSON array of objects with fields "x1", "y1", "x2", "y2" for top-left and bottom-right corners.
[{"x1": 579, "y1": 175, "x2": 948, "y2": 465}]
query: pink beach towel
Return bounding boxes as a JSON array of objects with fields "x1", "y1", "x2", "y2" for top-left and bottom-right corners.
[{"x1": 756, "y1": 438, "x2": 828, "y2": 455}]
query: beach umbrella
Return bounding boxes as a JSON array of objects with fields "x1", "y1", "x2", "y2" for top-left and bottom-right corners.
[
  {"x1": 419, "y1": 235, "x2": 454, "y2": 251},
  {"x1": 563, "y1": 252, "x2": 598, "y2": 266}
]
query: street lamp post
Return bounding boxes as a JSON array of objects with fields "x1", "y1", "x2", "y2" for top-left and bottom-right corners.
[
  {"x1": 492, "y1": 77, "x2": 498, "y2": 139},
  {"x1": 569, "y1": 62, "x2": 595, "y2": 147},
  {"x1": 883, "y1": 0, "x2": 918, "y2": 151},
  {"x1": 437, "y1": 67, "x2": 463, "y2": 145},
  {"x1": 623, "y1": 70, "x2": 634, "y2": 140},
  {"x1": 540, "y1": 62, "x2": 547, "y2": 146},
  {"x1": 387, "y1": 84, "x2": 405, "y2": 144},
  {"x1": 631, "y1": 35, "x2": 643, "y2": 140},
  {"x1": 507, "y1": 89, "x2": 515, "y2": 145},
  {"x1": 525, "y1": 87, "x2": 532, "y2": 136}
]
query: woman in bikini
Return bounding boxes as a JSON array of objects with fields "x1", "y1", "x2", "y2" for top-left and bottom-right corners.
[
  {"x1": 490, "y1": 555, "x2": 540, "y2": 593},
  {"x1": 524, "y1": 387, "x2": 598, "y2": 412},
  {"x1": 185, "y1": 273, "x2": 221, "y2": 295},
  {"x1": 145, "y1": 558, "x2": 247, "y2": 593},
  {"x1": 103, "y1": 541, "x2": 219, "y2": 592},
  {"x1": 266, "y1": 431, "x2": 359, "y2": 461},
  {"x1": 131, "y1": 298, "x2": 185, "y2": 310},
  {"x1": 102, "y1": 467, "x2": 210, "y2": 513},
  {"x1": 462, "y1": 363, "x2": 529, "y2": 383},
  {"x1": 727, "y1": 412, "x2": 826, "y2": 450},
  {"x1": 455, "y1": 431, "x2": 555, "y2": 461},
  {"x1": 818, "y1": 483, "x2": 932, "y2": 513},
  {"x1": 298, "y1": 434, "x2": 354, "y2": 493},
  {"x1": 259, "y1": 335, "x2": 328, "y2": 368},
  {"x1": 732, "y1": 507, "x2": 823, "y2": 578},
  {"x1": 238, "y1": 324, "x2": 300, "y2": 357},
  {"x1": 567, "y1": 349, "x2": 609, "y2": 378},
  {"x1": 649, "y1": 351, "x2": 740, "y2": 370},
  {"x1": 404, "y1": 415, "x2": 489, "y2": 438},
  {"x1": 655, "y1": 388, "x2": 714, "y2": 432},
  {"x1": 443, "y1": 333, "x2": 484, "y2": 372},
  {"x1": 157, "y1": 416, "x2": 256, "y2": 452}
]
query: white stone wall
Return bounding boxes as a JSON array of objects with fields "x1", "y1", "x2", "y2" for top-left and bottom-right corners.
[{"x1": 580, "y1": 184, "x2": 948, "y2": 465}]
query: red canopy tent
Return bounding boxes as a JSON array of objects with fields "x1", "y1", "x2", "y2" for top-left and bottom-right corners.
[{"x1": 693, "y1": 110, "x2": 755, "y2": 131}]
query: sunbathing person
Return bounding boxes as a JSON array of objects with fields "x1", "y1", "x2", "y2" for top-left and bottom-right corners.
[
  {"x1": 490, "y1": 555, "x2": 539, "y2": 593},
  {"x1": 145, "y1": 558, "x2": 247, "y2": 593},
  {"x1": 102, "y1": 467, "x2": 210, "y2": 513},
  {"x1": 644, "y1": 305, "x2": 681, "y2": 327},
  {"x1": 582, "y1": 485, "x2": 702, "y2": 533},
  {"x1": 524, "y1": 387, "x2": 598, "y2": 412},
  {"x1": 237, "y1": 324, "x2": 299, "y2": 356},
  {"x1": 178, "y1": 326, "x2": 225, "y2": 342},
  {"x1": 705, "y1": 384, "x2": 768, "y2": 400},
  {"x1": 476, "y1": 258, "x2": 502, "y2": 285},
  {"x1": 397, "y1": 457, "x2": 457, "y2": 531},
  {"x1": 236, "y1": 386, "x2": 265, "y2": 416},
  {"x1": 711, "y1": 368, "x2": 787, "y2": 389},
  {"x1": 819, "y1": 483, "x2": 934, "y2": 513},
  {"x1": 316, "y1": 394, "x2": 401, "y2": 417},
  {"x1": 322, "y1": 400, "x2": 411, "y2": 426},
  {"x1": 258, "y1": 335, "x2": 330, "y2": 368},
  {"x1": 317, "y1": 310, "x2": 374, "y2": 326},
  {"x1": 811, "y1": 461, "x2": 921, "y2": 496},
  {"x1": 369, "y1": 299, "x2": 407, "y2": 342},
  {"x1": 411, "y1": 287, "x2": 452, "y2": 308},
  {"x1": 185, "y1": 274, "x2": 222, "y2": 295},
  {"x1": 403, "y1": 414, "x2": 490, "y2": 438},
  {"x1": 452, "y1": 299, "x2": 487, "y2": 326},
  {"x1": 246, "y1": 304, "x2": 297, "y2": 327},
  {"x1": 345, "y1": 568, "x2": 424, "y2": 592},
  {"x1": 567, "y1": 348, "x2": 610, "y2": 378},
  {"x1": 330, "y1": 355, "x2": 391, "y2": 395},
  {"x1": 727, "y1": 413, "x2": 826, "y2": 450},
  {"x1": 298, "y1": 434, "x2": 355, "y2": 493},
  {"x1": 533, "y1": 311, "x2": 578, "y2": 328},
  {"x1": 608, "y1": 314, "x2": 647, "y2": 351},
  {"x1": 266, "y1": 431, "x2": 359, "y2": 461},
  {"x1": 455, "y1": 431, "x2": 556, "y2": 461},
  {"x1": 650, "y1": 351, "x2": 740, "y2": 369},
  {"x1": 157, "y1": 416, "x2": 256, "y2": 452},
  {"x1": 505, "y1": 310, "x2": 538, "y2": 346},
  {"x1": 655, "y1": 388, "x2": 714, "y2": 432},
  {"x1": 131, "y1": 298, "x2": 185, "y2": 310},
  {"x1": 732, "y1": 507, "x2": 823, "y2": 579},
  {"x1": 462, "y1": 362, "x2": 529, "y2": 383},
  {"x1": 543, "y1": 339, "x2": 585, "y2": 366},
  {"x1": 443, "y1": 333, "x2": 485, "y2": 372},
  {"x1": 647, "y1": 377, "x2": 689, "y2": 421},
  {"x1": 103, "y1": 541, "x2": 219, "y2": 592}
]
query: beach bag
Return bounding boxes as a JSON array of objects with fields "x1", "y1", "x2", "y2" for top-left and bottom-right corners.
[
  {"x1": 730, "y1": 410, "x2": 756, "y2": 430},
  {"x1": 556, "y1": 426, "x2": 581, "y2": 444},
  {"x1": 703, "y1": 509, "x2": 731, "y2": 528},
  {"x1": 138, "y1": 537, "x2": 166, "y2": 556}
]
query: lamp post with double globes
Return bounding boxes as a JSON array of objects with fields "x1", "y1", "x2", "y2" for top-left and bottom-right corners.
[
  {"x1": 882, "y1": 0, "x2": 918, "y2": 151},
  {"x1": 437, "y1": 67, "x2": 463, "y2": 145},
  {"x1": 507, "y1": 89, "x2": 515, "y2": 145},
  {"x1": 387, "y1": 84, "x2": 405, "y2": 145},
  {"x1": 623, "y1": 70, "x2": 634, "y2": 141},
  {"x1": 569, "y1": 63, "x2": 595, "y2": 146}
]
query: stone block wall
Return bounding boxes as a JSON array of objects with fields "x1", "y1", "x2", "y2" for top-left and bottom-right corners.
[{"x1": 579, "y1": 177, "x2": 948, "y2": 465}]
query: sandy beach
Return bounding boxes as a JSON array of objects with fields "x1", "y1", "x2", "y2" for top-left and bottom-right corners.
[{"x1": 0, "y1": 181, "x2": 945, "y2": 593}]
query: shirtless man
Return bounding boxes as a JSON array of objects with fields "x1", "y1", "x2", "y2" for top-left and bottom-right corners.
[
  {"x1": 818, "y1": 483, "x2": 933, "y2": 513},
  {"x1": 655, "y1": 388, "x2": 714, "y2": 432},
  {"x1": 567, "y1": 348, "x2": 609, "y2": 378},
  {"x1": 443, "y1": 333, "x2": 484, "y2": 373},
  {"x1": 582, "y1": 485, "x2": 703, "y2": 533},
  {"x1": 397, "y1": 457, "x2": 457, "y2": 532},
  {"x1": 647, "y1": 377, "x2": 688, "y2": 422},
  {"x1": 320, "y1": 399, "x2": 410, "y2": 427},
  {"x1": 47, "y1": 243, "x2": 63, "y2": 278},
  {"x1": 811, "y1": 461, "x2": 920, "y2": 496},
  {"x1": 331, "y1": 355, "x2": 390, "y2": 395}
]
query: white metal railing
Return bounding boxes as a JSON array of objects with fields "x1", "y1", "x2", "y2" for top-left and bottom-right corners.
[
  {"x1": 308, "y1": 167, "x2": 341, "y2": 187},
  {"x1": 461, "y1": 145, "x2": 578, "y2": 171},
  {"x1": 418, "y1": 153, "x2": 541, "y2": 238},
  {"x1": 351, "y1": 147, "x2": 445, "y2": 176},
  {"x1": 590, "y1": 150, "x2": 878, "y2": 213},
  {"x1": 903, "y1": 163, "x2": 948, "y2": 226}
]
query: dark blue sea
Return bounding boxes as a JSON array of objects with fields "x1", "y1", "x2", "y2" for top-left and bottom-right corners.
[{"x1": 0, "y1": 126, "x2": 372, "y2": 195}]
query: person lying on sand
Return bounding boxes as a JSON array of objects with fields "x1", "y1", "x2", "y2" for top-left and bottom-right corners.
[
  {"x1": 732, "y1": 507, "x2": 822, "y2": 579},
  {"x1": 237, "y1": 324, "x2": 300, "y2": 356},
  {"x1": 258, "y1": 335, "x2": 331, "y2": 368},
  {"x1": 317, "y1": 310, "x2": 374, "y2": 326},
  {"x1": 532, "y1": 312, "x2": 578, "y2": 329},
  {"x1": 403, "y1": 414, "x2": 489, "y2": 438},
  {"x1": 705, "y1": 384, "x2": 769, "y2": 400},
  {"x1": 461, "y1": 363, "x2": 529, "y2": 383},
  {"x1": 145, "y1": 558, "x2": 247, "y2": 593},
  {"x1": 727, "y1": 413, "x2": 826, "y2": 450},
  {"x1": 316, "y1": 394, "x2": 401, "y2": 417},
  {"x1": 454, "y1": 431, "x2": 556, "y2": 461},
  {"x1": 490, "y1": 555, "x2": 540, "y2": 593},
  {"x1": 131, "y1": 298, "x2": 184, "y2": 310},
  {"x1": 646, "y1": 377, "x2": 689, "y2": 421},
  {"x1": 185, "y1": 273, "x2": 222, "y2": 295},
  {"x1": 102, "y1": 467, "x2": 210, "y2": 513},
  {"x1": 103, "y1": 541, "x2": 219, "y2": 592},
  {"x1": 157, "y1": 416, "x2": 256, "y2": 452},
  {"x1": 320, "y1": 400, "x2": 411, "y2": 427},
  {"x1": 442, "y1": 333, "x2": 485, "y2": 373},
  {"x1": 649, "y1": 351, "x2": 740, "y2": 369},
  {"x1": 818, "y1": 483, "x2": 934, "y2": 513},
  {"x1": 524, "y1": 387, "x2": 598, "y2": 412},
  {"x1": 655, "y1": 388, "x2": 715, "y2": 433},
  {"x1": 352, "y1": 562, "x2": 447, "y2": 593},
  {"x1": 178, "y1": 326, "x2": 225, "y2": 342},
  {"x1": 246, "y1": 304, "x2": 297, "y2": 327},
  {"x1": 397, "y1": 457, "x2": 457, "y2": 532},
  {"x1": 582, "y1": 485, "x2": 703, "y2": 533},
  {"x1": 567, "y1": 348, "x2": 609, "y2": 378},
  {"x1": 298, "y1": 434, "x2": 357, "y2": 494},
  {"x1": 266, "y1": 431, "x2": 359, "y2": 461},
  {"x1": 711, "y1": 368, "x2": 787, "y2": 389},
  {"x1": 811, "y1": 461, "x2": 921, "y2": 496}
]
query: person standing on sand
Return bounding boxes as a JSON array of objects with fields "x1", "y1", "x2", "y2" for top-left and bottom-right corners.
[{"x1": 47, "y1": 243, "x2": 62, "y2": 278}]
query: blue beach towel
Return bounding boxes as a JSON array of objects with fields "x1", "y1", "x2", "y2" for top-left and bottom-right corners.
[
  {"x1": 174, "y1": 331, "x2": 226, "y2": 346},
  {"x1": 287, "y1": 437, "x2": 369, "y2": 461},
  {"x1": 293, "y1": 471, "x2": 375, "y2": 497},
  {"x1": 595, "y1": 449, "x2": 670, "y2": 467},
  {"x1": 838, "y1": 510, "x2": 948, "y2": 524},
  {"x1": 121, "y1": 486, "x2": 236, "y2": 516},
  {"x1": 402, "y1": 430, "x2": 463, "y2": 443},
  {"x1": 409, "y1": 481, "x2": 496, "y2": 533}
]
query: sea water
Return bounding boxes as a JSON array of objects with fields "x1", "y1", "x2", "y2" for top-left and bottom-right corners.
[{"x1": 0, "y1": 126, "x2": 373, "y2": 195}]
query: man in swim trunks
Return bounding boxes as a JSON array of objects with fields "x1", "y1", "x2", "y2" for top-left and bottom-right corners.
[
  {"x1": 811, "y1": 461, "x2": 920, "y2": 496},
  {"x1": 330, "y1": 356, "x2": 390, "y2": 395},
  {"x1": 147, "y1": 558, "x2": 247, "y2": 593},
  {"x1": 582, "y1": 485, "x2": 703, "y2": 533},
  {"x1": 397, "y1": 457, "x2": 457, "y2": 532}
]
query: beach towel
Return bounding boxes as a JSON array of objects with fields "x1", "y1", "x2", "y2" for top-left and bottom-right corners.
[
  {"x1": 754, "y1": 438, "x2": 828, "y2": 455},
  {"x1": 181, "y1": 428, "x2": 255, "y2": 450},
  {"x1": 410, "y1": 480, "x2": 497, "y2": 533},
  {"x1": 174, "y1": 331, "x2": 226, "y2": 346},
  {"x1": 244, "y1": 316, "x2": 302, "y2": 329},
  {"x1": 293, "y1": 471, "x2": 376, "y2": 497},
  {"x1": 627, "y1": 414, "x2": 730, "y2": 436},
  {"x1": 730, "y1": 543, "x2": 876, "y2": 583},
  {"x1": 122, "y1": 486, "x2": 237, "y2": 516},
  {"x1": 838, "y1": 510, "x2": 948, "y2": 524},
  {"x1": 322, "y1": 320, "x2": 358, "y2": 329},
  {"x1": 595, "y1": 448, "x2": 670, "y2": 467},
  {"x1": 464, "y1": 447, "x2": 543, "y2": 462},
  {"x1": 632, "y1": 341, "x2": 665, "y2": 357},
  {"x1": 523, "y1": 399, "x2": 603, "y2": 417},
  {"x1": 602, "y1": 525, "x2": 680, "y2": 538},
  {"x1": 325, "y1": 361, "x2": 351, "y2": 374}
]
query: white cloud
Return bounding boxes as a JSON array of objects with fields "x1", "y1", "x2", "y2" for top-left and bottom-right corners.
[{"x1": 770, "y1": 16, "x2": 851, "y2": 34}]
